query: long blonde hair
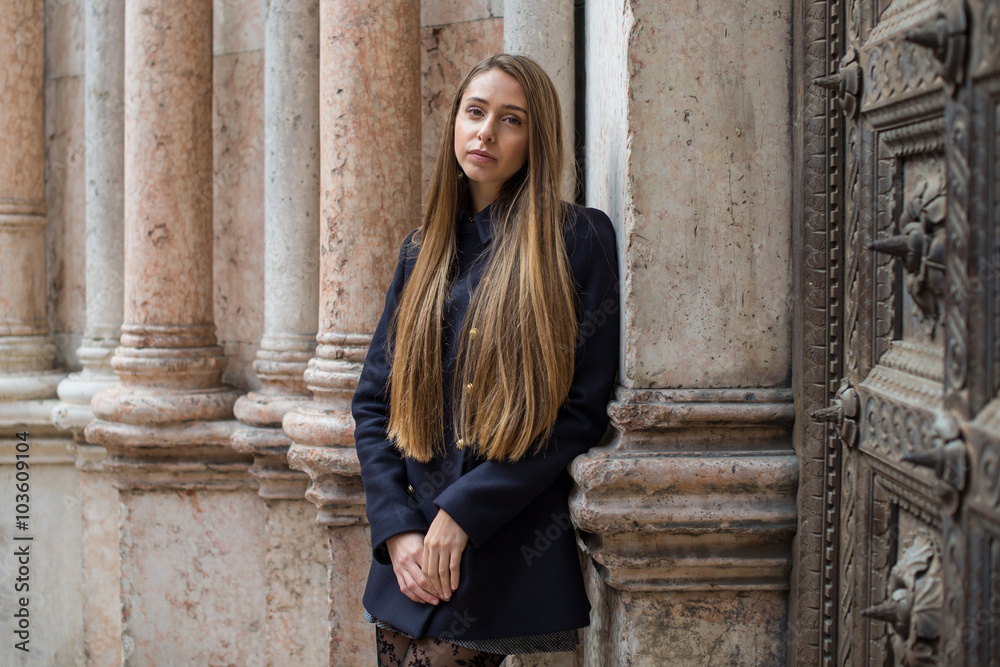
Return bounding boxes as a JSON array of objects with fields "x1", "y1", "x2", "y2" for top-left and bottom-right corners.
[{"x1": 387, "y1": 54, "x2": 577, "y2": 462}]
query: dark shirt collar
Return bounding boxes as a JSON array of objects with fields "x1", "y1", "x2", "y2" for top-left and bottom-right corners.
[{"x1": 459, "y1": 202, "x2": 495, "y2": 245}]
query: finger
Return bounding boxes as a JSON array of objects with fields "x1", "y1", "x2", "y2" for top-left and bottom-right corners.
[
  {"x1": 396, "y1": 570, "x2": 422, "y2": 604},
  {"x1": 449, "y1": 547, "x2": 461, "y2": 592},
  {"x1": 422, "y1": 542, "x2": 444, "y2": 599},
  {"x1": 401, "y1": 569, "x2": 439, "y2": 605},
  {"x1": 438, "y1": 549, "x2": 453, "y2": 599}
]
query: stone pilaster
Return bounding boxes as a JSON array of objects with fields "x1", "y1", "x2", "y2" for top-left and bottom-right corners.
[
  {"x1": 285, "y1": 0, "x2": 421, "y2": 661},
  {"x1": 503, "y1": 0, "x2": 574, "y2": 194},
  {"x1": 230, "y1": 0, "x2": 320, "y2": 500},
  {"x1": 51, "y1": 0, "x2": 126, "y2": 436},
  {"x1": 574, "y1": 0, "x2": 795, "y2": 664},
  {"x1": 0, "y1": 0, "x2": 64, "y2": 405}
]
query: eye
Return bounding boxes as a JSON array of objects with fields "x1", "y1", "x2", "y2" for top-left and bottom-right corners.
[
  {"x1": 465, "y1": 106, "x2": 485, "y2": 117},
  {"x1": 502, "y1": 115, "x2": 523, "y2": 126}
]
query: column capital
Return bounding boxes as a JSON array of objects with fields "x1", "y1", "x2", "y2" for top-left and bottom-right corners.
[{"x1": 570, "y1": 386, "x2": 798, "y2": 592}]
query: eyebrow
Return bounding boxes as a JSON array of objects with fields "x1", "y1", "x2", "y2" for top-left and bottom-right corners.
[{"x1": 465, "y1": 96, "x2": 527, "y2": 115}]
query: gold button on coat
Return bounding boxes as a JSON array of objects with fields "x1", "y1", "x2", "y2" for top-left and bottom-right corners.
[{"x1": 406, "y1": 484, "x2": 415, "y2": 495}]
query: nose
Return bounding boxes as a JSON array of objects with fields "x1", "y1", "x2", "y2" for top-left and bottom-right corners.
[{"x1": 477, "y1": 118, "x2": 496, "y2": 143}]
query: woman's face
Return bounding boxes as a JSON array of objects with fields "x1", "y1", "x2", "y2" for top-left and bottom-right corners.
[{"x1": 454, "y1": 68, "x2": 529, "y2": 211}]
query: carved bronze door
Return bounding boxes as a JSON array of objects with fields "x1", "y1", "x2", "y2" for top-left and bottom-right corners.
[{"x1": 793, "y1": 0, "x2": 1000, "y2": 664}]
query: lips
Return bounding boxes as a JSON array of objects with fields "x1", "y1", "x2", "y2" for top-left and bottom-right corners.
[{"x1": 468, "y1": 149, "x2": 496, "y2": 163}]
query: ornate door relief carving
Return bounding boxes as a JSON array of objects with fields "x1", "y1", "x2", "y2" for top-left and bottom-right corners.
[{"x1": 792, "y1": 0, "x2": 999, "y2": 663}]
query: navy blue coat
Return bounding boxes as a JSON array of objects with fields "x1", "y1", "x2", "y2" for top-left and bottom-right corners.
[{"x1": 352, "y1": 203, "x2": 619, "y2": 641}]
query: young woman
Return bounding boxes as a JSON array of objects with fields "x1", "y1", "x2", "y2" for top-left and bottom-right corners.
[{"x1": 352, "y1": 54, "x2": 619, "y2": 666}]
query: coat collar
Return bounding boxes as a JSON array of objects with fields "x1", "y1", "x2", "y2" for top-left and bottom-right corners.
[{"x1": 459, "y1": 203, "x2": 495, "y2": 245}]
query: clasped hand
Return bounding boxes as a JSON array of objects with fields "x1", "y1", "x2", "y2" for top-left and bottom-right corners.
[{"x1": 385, "y1": 508, "x2": 468, "y2": 605}]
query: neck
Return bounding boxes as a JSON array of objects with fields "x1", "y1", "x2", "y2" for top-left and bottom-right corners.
[{"x1": 469, "y1": 182, "x2": 499, "y2": 214}]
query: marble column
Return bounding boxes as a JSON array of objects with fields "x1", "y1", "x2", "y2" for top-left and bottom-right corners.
[
  {"x1": 0, "y1": 0, "x2": 64, "y2": 402},
  {"x1": 82, "y1": 1, "x2": 265, "y2": 662},
  {"x1": 231, "y1": 0, "x2": 320, "y2": 499},
  {"x1": 571, "y1": 0, "x2": 796, "y2": 664},
  {"x1": 227, "y1": 4, "x2": 329, "y2": 664},
  {"x1": 503, "y1": 0, "x2": 575, "y2": 194},
  {"x1": 51, "y1": 0, "x2": 126, "y2": 435},
  {"x1": 57, "y1": 5, "x2": 127, "y2": 661},
  {"x1": 285, "y1": 0, "x2": 421, "y2": 661},
  {"x1": 86, "y1": 0, "x2": 243, "y2": 480}
]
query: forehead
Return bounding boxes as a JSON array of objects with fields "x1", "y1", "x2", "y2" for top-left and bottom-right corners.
[{"x1": 461, "y1": 69, "x2": 527, "y2": 108}]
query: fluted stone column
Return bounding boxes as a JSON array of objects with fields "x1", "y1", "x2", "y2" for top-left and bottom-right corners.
[
  {"x1": 571, "y1": 0, "x2": 795, "y2": 664},
  {"x1": 285, "y1": 0, "x2": 420, "y2": 661},
  {"x1": 51, "y1": 0, "x2": 126, "y2": 436},
  {"x1": 231, "y1": 0, "x2": 320, "y2": 499},
  {"x1": 0, "y1": 0, "x2": 64, "y2": 405},
  {"x1": 503, "y1": 0, "x2": 574, "y2": 194}
]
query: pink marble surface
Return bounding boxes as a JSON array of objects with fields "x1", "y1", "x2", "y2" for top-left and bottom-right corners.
[
  {"x1": 45, "y1": 0, "x2": 85, "y2": 78},
  {"x1": 420, "y1": 18, "x2": 503, "y2": 206},
  {"x1": 1, "y1": 0, "x2": 45, "y2": 201},
  {"x1": 421, "y1": 0, "x2": 498, "y2": 27},
  {"x1": 123, "y1": 0, "x2": 215, "y2": 329},
  {"x1": 120, "y1": 489, "x2": 267, "y2": 665},
  {"x1": 319, "y1": 0, "x2": 421, "y2": 335},
  {"x1": 80, "y1": 469, "x2": 124, "y2": 666},
  {"x1": 326, "y1": 525, "x2": 373, "y2": 662},
  {"x1": 213, "y1": 51, "x2": 265, "y2": 391},
  {"x1": 213, "y1": 0, "x2": 265, "y2": 55},
  {"x1": 264, "y1": 500, "x2": 331, "y2": 665},
  {"x1": 45, "y1": 75, "x2": 87, "y2": 341}
]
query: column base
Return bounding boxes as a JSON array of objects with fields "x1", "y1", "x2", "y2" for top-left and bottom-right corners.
[
  {"x1": 91, "y1": 382, "x2": 241, "y2": 424},
  {"x1": 287, "y1": 443, "x2": 365, "y2": 526},
  {"x1": 231, "y1": 424, "x2": 310, "y2": 499},
  {"x1": 571, "y1": 449, "x2": 798, "y2": 592},
  {"x1": 0, "y1": 334, "x2": 58, "y2": 375},
  {"x1": 0, "y1": 369, "x2": 65, "y2": 402},
  {"x1": 572, "y1": 387, "x2": 797, "y2": 666},
  {"x1": 86, "y1": 383, "x2": 249, "y2": 490},
  {"x1": 52, "y1": 370, "x2": 119, "y2": 432},
  {"x1": 234, "y1": 390, "x2": 311, "y2": 427},
  {"x1": 233, "y1": 387, "x2": 313, "y2": 499}
]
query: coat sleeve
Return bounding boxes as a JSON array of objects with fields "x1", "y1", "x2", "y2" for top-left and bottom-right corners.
[
  {"x1": 433, "y1": 207, "x2": 620, "y2": 549},
  {"x1": 352, "y1": 231, "x2": 428, "y2": 565}
]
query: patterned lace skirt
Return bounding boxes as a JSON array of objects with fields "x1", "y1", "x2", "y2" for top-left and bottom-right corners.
[{"x1": 363, "y1": 609, "x2": 579, "y2": 655}]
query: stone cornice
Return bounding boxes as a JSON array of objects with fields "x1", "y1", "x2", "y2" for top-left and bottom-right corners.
[
  {"x1": 571, "y1": 386, "x2": 797, "y2": 592},
  {"x1": 609, "y1": 386, "x2": 795, "y2": 432}
]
